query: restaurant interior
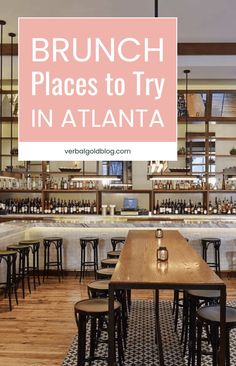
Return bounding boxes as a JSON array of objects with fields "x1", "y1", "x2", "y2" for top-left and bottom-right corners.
[{"x1": 0, "y1": 0, "x2": 236, "y2": 365}]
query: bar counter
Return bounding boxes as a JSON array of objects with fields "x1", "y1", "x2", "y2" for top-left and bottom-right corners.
[{"x1": 0, "y1": 215, "x2": 236, "y2": 281}]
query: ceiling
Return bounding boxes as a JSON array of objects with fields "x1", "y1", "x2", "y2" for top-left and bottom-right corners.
[{"x1": 1, "y1": 0, "x2": 236, "y2": 80}]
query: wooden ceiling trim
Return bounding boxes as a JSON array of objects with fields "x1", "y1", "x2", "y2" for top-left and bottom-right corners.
[{"x1": 2, "y1": 43, "x2": 236, "y2": 56}]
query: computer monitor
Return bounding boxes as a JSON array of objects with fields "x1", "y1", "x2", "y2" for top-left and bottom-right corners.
[{"x1": 123, "y1": 198, "x2": 138, "y2": 210}]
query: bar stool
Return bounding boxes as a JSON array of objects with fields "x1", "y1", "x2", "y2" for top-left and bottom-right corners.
[
  {"x1": 96, "y1": 268, "x2": 114, "y2": 280},
  {"x1": 79, "y1": 237, "x2": 99, "y2": 282},
  {"x1": 0, "y1": 250, "x2": 18, "y2": 311},
  {"x1": 197, "y1": 305, "x2": 236, "y2": 366},
  {"x1": 201, "y1": 238, "x2": 221, "y2": 274},
  {"x1": 101, "y1": 258, "x2": 118, "y2": 268},
  {"x1": 184, "y1": 289, "x2": 220, "y2": 365},
  {"x1": 74, "y1": 298, "x2": 124, "y2": 366},
  {"x1": 43, "y1": 237, "x2": 63, "y2": 282},
  {"x1": 88, "y1": 279, "x2": 109, "y2": 298},
  {"x1": 7, "y1": 244, "x2": 31, "y2": 298},
  {"x1": 107, "y1": 250, "x2": 121, "y2": 259},
  {"x1": 19, "y1": 240, "x2": 40, "y2": 289},
  {"x1": 87, "y1": 279, "x2": 128, "y2": 344},
  {"x1": 111, "y1": 237, "x2": 126, "y2": 251}
]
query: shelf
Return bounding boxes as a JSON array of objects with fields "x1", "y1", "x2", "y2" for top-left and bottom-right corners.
[
  {"x1": 153, "y1": 189, "x2": 206, "y2": 193},
  {"x1": 100, "y1": 189, "x2": 151, "y2": 194},
  {"x1": 0, "y1": 189, "x2": 42, "y2": 193},
  {"x1": 209, "y1": 190, "x2": 236, "y2": 193},
  {"x1": 0, "y1": 117, "x2": 18, "y2": 122},
  {"x1": 43, "y1": 189, "x2": 97, "y2": 193}
]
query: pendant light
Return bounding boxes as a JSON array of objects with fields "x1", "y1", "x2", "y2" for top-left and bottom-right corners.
[{"x1": 0, "y1": 20, "x2": 6, "y2": 173}]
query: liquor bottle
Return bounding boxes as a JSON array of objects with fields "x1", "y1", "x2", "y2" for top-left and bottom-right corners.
[{"x1": 208, "y1": 201, "x2": 213, "y2": 215}]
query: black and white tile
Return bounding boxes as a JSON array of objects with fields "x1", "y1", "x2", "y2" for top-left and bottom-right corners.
[{"x1": 62, "y1": 300, "x2": 236, "y2": 366}]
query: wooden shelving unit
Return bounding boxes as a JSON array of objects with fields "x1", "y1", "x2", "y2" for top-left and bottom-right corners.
[{"x1": 0, "y1": 89, "x2": 235, "y2": 215}]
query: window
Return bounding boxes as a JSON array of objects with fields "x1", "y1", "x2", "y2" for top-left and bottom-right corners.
[{"x1": 186, "y1": 133, "x2": 215, "y2": 174}]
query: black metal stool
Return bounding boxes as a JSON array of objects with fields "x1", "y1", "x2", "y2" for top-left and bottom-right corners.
[
  {"x1": 111, "y1": 237, "x2": 126, "y2": 251},
  {"x1": 7, "y1": 244, "x2": 31, "y2": 298},
  {"x1": 79, "y1": 237, "x2": 99, "y2": 282},
  {"x1": 74, "y1": 298, "x2": 124, "y2": 366},
  {"x1": 107, "y1": 250, "x2": 121, "y2": 259},
  {"x1": 88, "y1": 280, "x2": 129, "y2": 347},
  {"x1": 19, "y1": 240, "x2": 40, "y2": 289},
  {"x1": 101, "y1": 258, "x2": 118, "y2": 268},
  {"x1": 43, "y1": 237, "x2": 63, "y2": 282},
  {"x1": 197, "y1": 305, "x2": 236, "y2": 366},
  {"x1": 201, "y1": 238, "x2": 221, "y2": 274},
  {"x1": 0, "y1": 250, "x2": 18, "y2": 311},
  {"x1": 184, "y1": 289, "x2": 220, "y2": 366}
]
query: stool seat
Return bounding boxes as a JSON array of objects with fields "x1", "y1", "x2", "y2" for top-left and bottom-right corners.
[
  {"x1": 75, "y1": 298, "x2": 120, "y2": 314},
  {"x1": 186, "y1": 289, "x2": 220, "y2": 299},
  {"x1": 80, "y1": 237, "x2": 99, "y2": 242},
  {"x1": 88, "y1": 280, "x2": 110, "y2": 291},
  {"x1": 18, "y1": 240, "x2": 40, "y2": 245},
  {"x1": 202, "y1": 237, "x2": 221, "y2": 243},
  {"x1": 101, "y1": 258, "x2": 118, "y2": 268},
  {"x1": 0, "y1": 249, "x2": 17, "y2": 256},
  {"x1": 7, "y1": 244, "x2": 29, "y2": 250},
  {"x1": 111, "y1": 237, "x2": 126, "y2": 251},
  {"x1": 43, "y1": 237, "x2": 62, "y2": 241},
  {"x1": 197, "y1": 305, "x2": 236, "y2": 325},
  {"x1": 97, "y1": 268, "x2": 114, "y2": 279},
  {"x1": 107, "y1": 250, "x2": 121, "y2": 258}
]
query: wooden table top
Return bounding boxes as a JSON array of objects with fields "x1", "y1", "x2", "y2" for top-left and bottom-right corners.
[{"x1": 110, "y1": 230, "x2": 224, "y2": 288}]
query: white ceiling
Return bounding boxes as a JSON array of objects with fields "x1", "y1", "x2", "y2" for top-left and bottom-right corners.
[{"x1": 1, "y1": 0, "x2": 236, "y2": 80}]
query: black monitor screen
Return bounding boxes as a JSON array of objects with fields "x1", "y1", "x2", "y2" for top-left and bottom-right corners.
[{"x1": 123, "y1": 198, "x2": 138, "y2": 210}]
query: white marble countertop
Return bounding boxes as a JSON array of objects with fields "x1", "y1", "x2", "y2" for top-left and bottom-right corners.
[{"x1": 0, "y1": 215, "x2": 236, "y2": 239}]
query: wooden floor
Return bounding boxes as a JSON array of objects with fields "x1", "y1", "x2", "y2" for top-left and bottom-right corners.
[{"x1": 0, "y1": 274, "x2": 236, "y2": 366}]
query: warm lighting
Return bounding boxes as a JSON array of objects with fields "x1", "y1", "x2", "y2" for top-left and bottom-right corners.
[
  {"x1": 71, "y1": 175, "x2": 121, "y2": 182},
  {"x1": 149, "y1": 175, "x2": 197, "y2": 181}
]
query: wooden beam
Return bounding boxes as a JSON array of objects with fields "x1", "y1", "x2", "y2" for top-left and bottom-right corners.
[
  {"x1": 178, "y1": 43, "x2": 236, "y2": 55},
  {"x1": 2, "y1": 42, "x2": 236, "y2": 56},
  {"x1": 2, "y1": 44, "x2": 18, "y2": 56}
]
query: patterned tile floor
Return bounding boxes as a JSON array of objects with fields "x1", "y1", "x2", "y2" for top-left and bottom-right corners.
[{"x1": 62, "y1": 300, "x2": 236, "y2": 366}]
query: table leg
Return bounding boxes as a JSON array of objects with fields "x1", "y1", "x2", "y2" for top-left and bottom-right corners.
[
  {"x1": 108, "y1": 284, "x2": 115, "y2": 366},
  {"x1": 218, "y1": 284, "x2": 226, "y2": 366},
  {"x1": 155, "y1": 289, "x2": 165, "y2": 366}
]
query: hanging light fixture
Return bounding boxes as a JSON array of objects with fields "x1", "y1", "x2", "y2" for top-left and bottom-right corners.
[{"x1": 0, "y1": 20, "x2": 6, "y2": 173}]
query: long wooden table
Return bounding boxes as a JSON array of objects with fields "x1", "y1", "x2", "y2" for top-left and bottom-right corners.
[{"x1": 108, "y1": 229, "x2": 226, "y2": 366}]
